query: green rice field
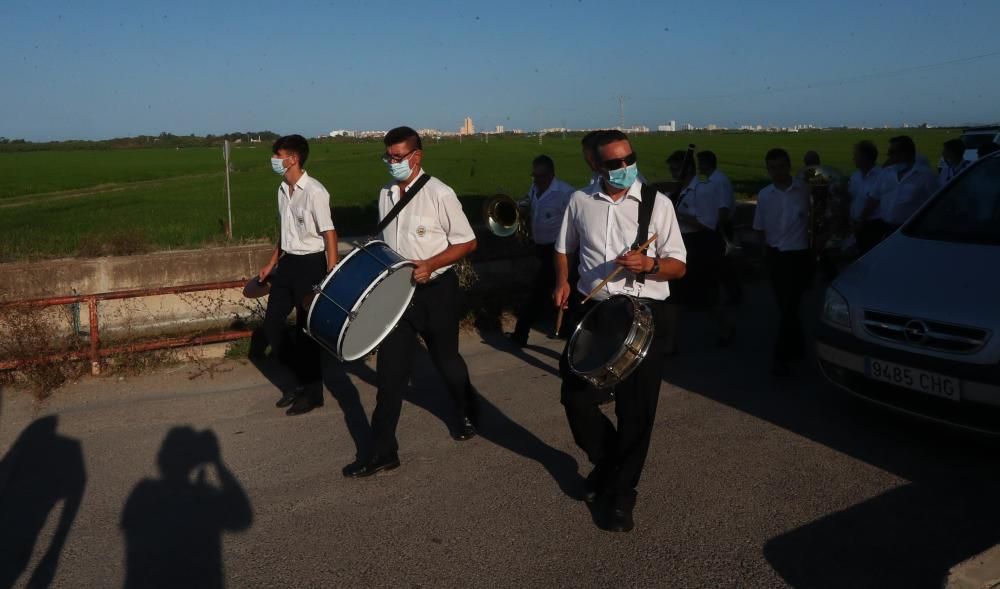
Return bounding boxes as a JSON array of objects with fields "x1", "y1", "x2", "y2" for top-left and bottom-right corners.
[{"x1": 0, "y1": 129, "x2": 959, "y2": 261}]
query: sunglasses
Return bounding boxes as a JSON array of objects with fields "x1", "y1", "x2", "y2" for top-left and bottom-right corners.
[{"x1": 601, "y1": 152, "x2": 637, "y2": 170}]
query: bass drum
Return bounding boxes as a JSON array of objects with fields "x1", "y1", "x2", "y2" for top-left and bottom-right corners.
[
  {"x1": 305, "y1": 240, "x2": 415, "y2": 362},
  {"x1": 567, "y1": 294, "x2": 655, "y2": 389}
]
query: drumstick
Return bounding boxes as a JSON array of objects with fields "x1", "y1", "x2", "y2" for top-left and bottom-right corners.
[
  {"x1": 582, "y1": 233, "x2": 659, "y2": 304},
  {"x1": 554, "y1": 307, "x2": 565, "y2": 337}
]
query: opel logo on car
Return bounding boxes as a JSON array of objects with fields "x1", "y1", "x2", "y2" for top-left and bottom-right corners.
[{"x1": 903, "y1": 320, "x2": 929, "y2": 344}]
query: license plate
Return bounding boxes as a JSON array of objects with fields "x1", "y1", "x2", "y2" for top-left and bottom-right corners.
[{"x1": 864, "y1": 357, "x2": 961, "y2": 401}]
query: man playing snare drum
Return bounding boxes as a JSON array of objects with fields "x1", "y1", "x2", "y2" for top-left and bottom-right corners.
[
  {"x1": 553, "y1": 130, "x2": 687, "y2": 532},
  {"x1": 343, "y1": 126, "x2": 480, "y2": 479}
]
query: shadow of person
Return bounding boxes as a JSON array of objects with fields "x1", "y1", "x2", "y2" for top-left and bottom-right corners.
[
  {"x1": 322, "y1": 356, "x2": 374, "y2": 462},
  {"x1": 403, "y1": 348, "x2": 583, "y2": 499},
  {"x1": 475, "y1": 330, "x2": 560, "y2": 378},
  {"x1": 121, "y1": 427, "x2": 252, "y2": 589},
  {"x1": 0, "y1": 415, "x2": 86, "y2": 589}
]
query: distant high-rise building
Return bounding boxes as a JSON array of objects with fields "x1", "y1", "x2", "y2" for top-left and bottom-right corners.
[
  {"x1": 460, "y1": 117, "x2": 475, "y2": 135},
  {"x1": 495, "y1": 124, "x2": 505, "y2": 134}
]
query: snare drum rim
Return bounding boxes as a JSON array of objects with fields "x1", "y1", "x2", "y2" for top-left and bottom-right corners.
[
  {"x1": 304, "y1": 240, "x2": 416, "y2": 361},
  {"x1": 568, "y1": 294, "x2": 653, "y2": 388}
]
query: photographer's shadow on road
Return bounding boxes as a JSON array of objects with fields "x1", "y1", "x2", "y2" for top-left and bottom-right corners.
[
  {"x1": 121, "y1": 426, "x2": 252, "y2": 589},
  {"x1": 0, "y1": 415, "x2": 86, "y2": 589}
]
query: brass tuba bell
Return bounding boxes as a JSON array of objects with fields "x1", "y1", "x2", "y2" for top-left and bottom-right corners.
[{"x1": 483, "y1": 194, "x2": 529, "y2": 240}]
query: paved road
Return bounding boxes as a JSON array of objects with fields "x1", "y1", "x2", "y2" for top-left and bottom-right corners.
[{"x1": 1, "y1": 285, "x2": 997, "y2": 588}]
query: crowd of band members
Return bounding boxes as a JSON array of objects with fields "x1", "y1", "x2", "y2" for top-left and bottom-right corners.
[{"x1": 252, "y1": 127, "x2": 989, "y2": 533}]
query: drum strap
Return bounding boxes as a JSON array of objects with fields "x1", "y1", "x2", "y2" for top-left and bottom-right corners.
[
  {"x1": 375, "y1": 174, "x2": 434, "y2": 236},
  {"x1": 633, "y1": 183, "x2": 657, "y2": 284}
]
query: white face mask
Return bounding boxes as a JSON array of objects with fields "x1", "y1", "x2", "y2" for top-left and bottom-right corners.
[{"x1": 270, "y1": 157, "x2": 288, "y2": 175}]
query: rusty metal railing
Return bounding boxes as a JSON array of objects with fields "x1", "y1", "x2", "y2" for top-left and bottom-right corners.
[{"x1": 0, "y1": 280, "x2": 253, "y2": 375}]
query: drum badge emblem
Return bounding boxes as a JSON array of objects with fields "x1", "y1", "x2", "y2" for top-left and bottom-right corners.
[{"x1": 416, "y1": 226, "x2": 427, "y2": 237}]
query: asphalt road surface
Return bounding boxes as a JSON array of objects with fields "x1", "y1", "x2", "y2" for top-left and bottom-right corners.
[{"x1": 1, "y1": 284, "x2": 997, "y2": 589}]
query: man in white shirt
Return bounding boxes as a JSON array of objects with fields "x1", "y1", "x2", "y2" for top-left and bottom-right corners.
[
  {"x1": 939, "y1": 138, "x2": 970, "y2": 185},
  {"x1": 509, "y1": 155, "x2": 575, "y2": 346},
  {"x1": 344, "y1": 127, "x2": 479, "y2": 479},
  {"x1": 257, "y1": 135, "x2": 338, "y2": 416},
  {"x1": 752, "y1": 148, "x2": 813, "y2": 376},
  {"x1": 697, "y1": 150, "x2": 742, "y2": 307},
  {"x1": 554, "y1": 130, "x2": 687, "y2": 533},
  {"x1": 847, "y1": 140, "x2": 882, "y2": 226},
  {"x1": 864, "y1": 136, "x2": 939, "y2": 234}
]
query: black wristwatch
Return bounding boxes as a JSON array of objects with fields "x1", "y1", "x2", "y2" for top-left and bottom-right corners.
[{"x1": 647, "y1": 256, "x2": 660, "y2": 275}]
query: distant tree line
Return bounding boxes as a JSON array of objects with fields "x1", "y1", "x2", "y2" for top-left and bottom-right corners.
[{"x1": 0, "y1": 131, "x2": 282, "y2": 152}]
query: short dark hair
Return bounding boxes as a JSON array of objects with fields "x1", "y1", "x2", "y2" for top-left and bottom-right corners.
[
  {"x1": 581, "y1": 130, "x2": 604, "y2": 155},
  {"x1": 978, "y1": 142, "x2": 1000, "y2": 158},
  {"x1": 696, "y1": 150, "x2": 717, "y2": 169},
  {"x1": 384, "y1": 126, "x2": 423, "y2": 150},
  {"x1": 765, "y1": 148, "x2": 791, "y2": 164},
  {"x1": 803, "y1": 150, "x2": 821, "y2": 166},
  {"x1": 943, "y1": 138, "x2": 965, "y2": 157},
  {"x1": 596, "y1": 129, "x2": 629, "y2": 149},
  {"x1": 854, "y1": 140, "x2": 878, "y2": 163},
  {"x1": 889, "y1": 135, "x2": 916, "y2": 159},
  {"x1": 532, "y1": 154, "x2": 555, "y2": 173},
  {"x1": 272, "y1": 134, "x2": 310, "y2": 166},
  {"x1": 666, "y1": 150, "x2": 687, "y2": 165}
]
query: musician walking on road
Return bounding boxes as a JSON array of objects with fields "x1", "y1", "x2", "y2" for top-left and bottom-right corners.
[
  {"x1": 509, "y1": 155, "x2": 575, "y2": 346},
  {"x1": 344, "y1": 126, "x2": 480, "y2": 479},
  {"x1": 258, "y1": 134, "x2": 338, "y2": 416},
  {"x1": 553, "y1": 130, "x2": 687, "y2": 533}
]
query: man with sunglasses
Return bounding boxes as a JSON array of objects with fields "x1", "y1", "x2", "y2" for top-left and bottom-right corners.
[
  {"x1": 553, "y1": 130, "x2": 687, "y2": 532},
  {"x1": 343, "y1": 126, "x2": 480, "y2": 479}
]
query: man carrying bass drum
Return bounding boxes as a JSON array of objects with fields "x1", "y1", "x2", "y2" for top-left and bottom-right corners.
[{"x1": 552, "y1": 130, "x2": 687, "y2": 533}]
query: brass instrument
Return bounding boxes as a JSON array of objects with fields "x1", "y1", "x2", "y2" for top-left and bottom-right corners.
[
  {"x1": 484, "y1": 193, "x2": 530, "y2": 242},
  {"x1": 800, "y1": 165, "x2": 849, "y2": 253}
]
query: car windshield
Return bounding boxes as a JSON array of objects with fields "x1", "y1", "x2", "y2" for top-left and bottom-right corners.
[
  {"x1": 961, "y1": 132, "x2": 1000, "y2": 150},
  {"x1": 904, "y1": 156, "x2": 1000, "y2": 245}
]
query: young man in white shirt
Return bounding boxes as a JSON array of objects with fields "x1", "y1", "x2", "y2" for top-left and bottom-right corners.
[
  {"x1": 554, "y1": 130, "x2": 687, "y2": 533},
  {"x1": 344, "y1": 127, "x2": 479, "y2": 478},
  {"x1": 752, "y1": 148, "x2": 813, "y2": 376},
  {"x1": 509, "y1": 155, "x2": 576, "y2": 346},
  {"x1": 697, "y1": 150, "x2": 742, "y2": 307},
  {"x1": 939, "y1": 138, "x2": 970, "y2": 185},
  {"x1": 847, "y1": 140, "x2": 882, "y2": 228},
  {"x1": 863, "y1": 135, "x2": 939, "y2": 237},
  {"x1": 257, "y1": 135, "x2": 339, "y2": 416}
]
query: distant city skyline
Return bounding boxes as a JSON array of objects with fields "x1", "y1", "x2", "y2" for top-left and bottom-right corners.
[{"x1": 1, "y1": 1, "x2": 998, "y2": 141}]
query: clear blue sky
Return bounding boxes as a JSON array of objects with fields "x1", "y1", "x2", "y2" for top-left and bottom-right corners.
[{"x1": 2, "y1": 0, "x2": 998, "y2": 141}]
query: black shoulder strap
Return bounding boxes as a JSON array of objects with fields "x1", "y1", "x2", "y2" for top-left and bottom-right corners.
[
  {"x1": 375, "y1": 174, "x2": 433, "y2": 236},
  {"x1": 634, "y1": 183, "x2": 657, "y2": 284}
]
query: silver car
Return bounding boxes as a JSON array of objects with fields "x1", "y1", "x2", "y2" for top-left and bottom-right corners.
[{"x1": 816, "y1": 152, "x2": 1000, "y2": 434}]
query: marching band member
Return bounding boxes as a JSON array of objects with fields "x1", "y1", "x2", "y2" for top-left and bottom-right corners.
[
  {"x1": 939, "y1": 139, "x2": 970, "y2": 185},
  {"x1": 343, "y1": 126, "x2": 480, "y2": 478},
  {"x1": 862, "y1": 135, "x2": 939, "y2": 242},
  {"x1": 553, "y1": 130, "x2": 687, "y2": 532},
  {"x1": 509, "y1": 155, "x2": 575, "y2": 346},
  {"x1": 258, "y1": 134, "x2": 338, "y2": 416},
  {"x1": 697, "y1": 151, "x2": 742, "y2": 306}
]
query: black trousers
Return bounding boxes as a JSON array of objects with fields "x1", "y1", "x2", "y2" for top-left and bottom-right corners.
[
  {"x1": 371, "y1": 270, "x2": 475, "y2": 457},
  {"x1": 767, "y1": 248, "x2": 814, "y2": 364},
  {"x1": 559, "y1": 298, "x2": 669, "y2": 508},
  {"x1": 513, "y1": 243, "x2": 557, "y2": 340},
  {"x1": 261, "y1": 252, "x2": 326, "y2": 390}
]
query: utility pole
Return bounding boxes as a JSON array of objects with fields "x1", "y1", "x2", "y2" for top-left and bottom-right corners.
[
  {"x1": 223, "y1": 140, "x2": 233, "y2": 239},
  {"x1": 618, "y1": 95, "x2": 626, "y2": 130}
]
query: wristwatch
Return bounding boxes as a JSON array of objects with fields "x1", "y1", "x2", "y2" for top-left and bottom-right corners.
[{"x1": 647, "y1": 256, "x2": 660, "y2": 275}]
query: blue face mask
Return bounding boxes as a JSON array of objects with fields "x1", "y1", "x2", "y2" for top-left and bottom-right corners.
[
  {"x1": 388, "y1": 160, "x2": 412, "y2": 181},
  {"x1": 270, "y1": 157, "x2": 287, "y2": 176},
  {"x1": 607, "y1": 163, "x2": 639, "y2": 190}
]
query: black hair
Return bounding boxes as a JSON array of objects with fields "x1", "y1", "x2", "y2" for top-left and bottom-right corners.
[
  {"x1": 696, "y1": 150, "x2": 717, "y2": 169},
  {"x1": 272, "y1": 134, "x2": 310, "y2": 167},
  {"x1": 532, "y1": 154, "x2": 555, "y2": 173},
  {"x1": 889, "y1": 135, "x2": 916, "y2": 159},
  {"x1": 596, "y1": 129, "x2": 629, "y2": 149},
  {"x1": 765, "y1": 148, "x2": 791, "y2": 164},
  {"x1": 581, "y1": 130, "x2": 604, "y2": 153},
  {"x1": 666, "y1": 150, "x2": 687, "y2": 165},
  {"x1": 854, "y1": 140, "x2": 878, "y2": 163},
  {"x1": 383, "y1": 126, "x2": 423, "y2": 150},
  {"x1": 803, "y1": 150, "x2": 821, "y2": 166},
  {"x1": 942, "y1": 138, "x2": 965, "y2": 157}
]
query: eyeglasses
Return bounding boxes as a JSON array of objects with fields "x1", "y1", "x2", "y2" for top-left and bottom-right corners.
[
  {"x1": 601, "y1": 152, "x2": 637, "y2": 170},
  {"x1": 382, "y1": 149, "x2": 418, "y2": 164}
]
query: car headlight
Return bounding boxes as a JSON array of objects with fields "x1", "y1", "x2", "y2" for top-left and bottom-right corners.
[{"x1": 822, "y1": 286, "x2": 851, "y2": 329}]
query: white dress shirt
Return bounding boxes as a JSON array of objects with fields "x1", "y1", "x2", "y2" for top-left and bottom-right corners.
[
  {"x1": 277, "y1": 170, "x2": 335, "y2": 255},
  {"x1": 707, "y1": 169, "x2": 736, "y2": 210},
  {"x1": 556, "y1": 179, "x2": 687, "y2": 301},
  {"x1": 847, "y1": 166, "x2": 882, "y2": 222},
  {"x1": 870, "y1": 163, "x2": 940, "y2": 225},
  {"x1": 674, "y1": 178, "x2": 715, "y2": 233},
  {"x1": 752, "y1": 179, "x2": 811, "y2": 252},
  {"x1": 378, "y1": 170, "x2": 476, "y2": 278},
  {"x1": 523, "y1": 177, "x2": 575, "y2": 245},
  {"x1": 939, "y1": 159, "x2": 970, "y2": 185}
]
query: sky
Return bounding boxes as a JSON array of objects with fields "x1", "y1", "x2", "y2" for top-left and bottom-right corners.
[{"x1": 1, "y1": 0, "x2": 998, "y2": 141}]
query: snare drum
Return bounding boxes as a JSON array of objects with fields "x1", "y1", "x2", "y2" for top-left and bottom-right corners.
[
  {"x1": 305, "y1": 240, "x2": 415, "y2": 362},
  {"x1": 567, "y1": 294, "x2": 655, "y2": 389}
]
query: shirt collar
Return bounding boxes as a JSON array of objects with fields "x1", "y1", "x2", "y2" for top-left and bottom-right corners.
[
  {"x1": 280, "y1": 170, "x2": 310, "y2": 195},
  {"x1": 588, "y1": 178, "x2": 642, "y2": 203},
  {"x1": 389, "y1": 169, "x2": 427, "y2": 194}
]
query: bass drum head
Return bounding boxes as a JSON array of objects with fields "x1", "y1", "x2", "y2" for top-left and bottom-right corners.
[
  {"x1": 569, "y1": 296, "x2": 635, "y2": 373},
  {"x1": 339, "y1": 265, "x2": 415, "y2": 361}
]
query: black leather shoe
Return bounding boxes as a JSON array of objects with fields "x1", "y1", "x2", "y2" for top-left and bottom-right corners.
[
  {"x1": 582, "y1": 469, "x2": 604, "y2": 504},
  {"x1": 602, "y1": 505, "x2": 635, "y2": 533},
  {"x1": 285, "y1": 394, "x2": 323, "y2": 416},
  {"x1": 342, "y1": 455, "x2": 400, "y2": 478},
  {"x1": 451, "y1": 416, "x2": 477, "y2": 441},
  {"x1": 275, "y1": 388, "x2": 301, "y2": 408}
]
